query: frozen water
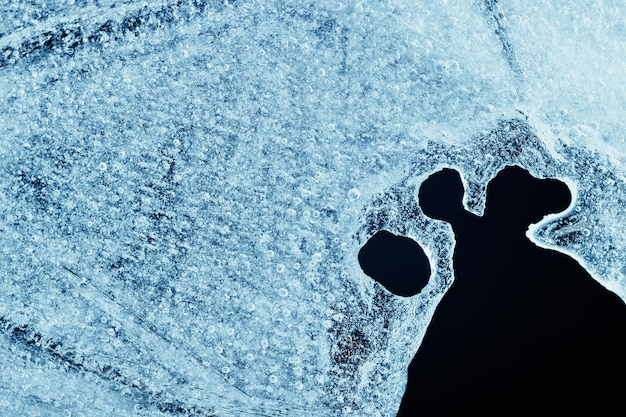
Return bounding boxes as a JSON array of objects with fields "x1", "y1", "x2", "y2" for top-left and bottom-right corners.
[{"x1": 0, "y1": 1, "x2": 625, "y2": 416}]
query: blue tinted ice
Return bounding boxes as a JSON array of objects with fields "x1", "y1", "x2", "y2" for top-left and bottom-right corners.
[{"x1": 1, "y1": 1, "x2": 625, "y2": 415}]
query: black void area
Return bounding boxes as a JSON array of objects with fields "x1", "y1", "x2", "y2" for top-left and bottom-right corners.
[
  {"x1": 358, "y1": 230, "x2": 431, "y2": 297},
  {"x1": 360, "y1": 165, "x2": 626, "y2": 416}
]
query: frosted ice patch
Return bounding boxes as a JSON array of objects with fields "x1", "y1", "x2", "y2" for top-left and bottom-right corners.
[{"x1": 1, "y1": 0, "x2": 625, "y2": 416}]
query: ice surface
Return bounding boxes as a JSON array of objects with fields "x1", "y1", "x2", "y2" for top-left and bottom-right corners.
[{"x1": 1, "y1": 1, "x2": 625, "y2": 416}]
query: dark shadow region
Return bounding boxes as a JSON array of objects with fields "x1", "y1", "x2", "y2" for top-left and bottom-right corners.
[{"x1": 360, "y1": 165, "x2": 626, "y2": 415}]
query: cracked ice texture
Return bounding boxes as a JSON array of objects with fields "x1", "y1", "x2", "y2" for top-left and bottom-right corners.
[{"x1": 0, "y1": 1, "x2": 625, "y2": 416}]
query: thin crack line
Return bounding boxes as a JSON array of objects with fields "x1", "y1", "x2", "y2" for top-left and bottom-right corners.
[{"x1": 61, "y1": 264, "x2": 308, "y2": 416}]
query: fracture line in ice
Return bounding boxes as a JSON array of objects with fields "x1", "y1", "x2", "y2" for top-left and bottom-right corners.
[
  {"x1": 61, "y1": 265, "x2": 316, "y2": 416},
  {"x1": 482, "y1": 0, "x2": 524, "y2": 78}
]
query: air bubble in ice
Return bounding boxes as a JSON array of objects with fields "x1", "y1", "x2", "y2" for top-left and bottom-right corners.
[{"x1": 347, "y1": 188, "x2": 360, "y2": 200}]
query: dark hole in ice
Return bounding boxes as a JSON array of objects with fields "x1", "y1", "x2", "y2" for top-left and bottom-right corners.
[
  {"x1": 360, "y1": 165, "x2": 626, "y2": 415},
  {"x1": 358, "y1": 230, "x2": 430, "y2": 297}
]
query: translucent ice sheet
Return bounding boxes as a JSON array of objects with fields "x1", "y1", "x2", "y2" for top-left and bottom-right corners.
[{"x1": 1, "y1": 1, "x2": 625, "y2": 416}]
